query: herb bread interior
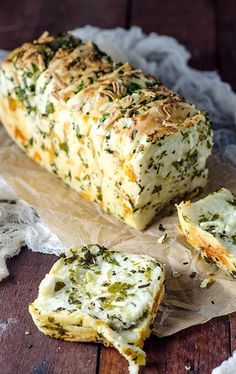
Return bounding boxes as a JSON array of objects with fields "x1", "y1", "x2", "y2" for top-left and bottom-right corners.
[
  {"x1": 29, "y1": 244, "x2": 165, "y2": 374},
  {"x1": 176, "y1": 188, "x2": 236, "y2": 277},
  {"x1": 0, "y1": 32, "x2": 213, "y2": 229}
]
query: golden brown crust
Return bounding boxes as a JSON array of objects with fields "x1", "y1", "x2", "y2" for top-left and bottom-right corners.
[
  {"x1": 185, "y1": 227, "x2": 232, "y2": 268},
  {"x1": 176, "y1": 194, "x2": 236, "y2": 276}
]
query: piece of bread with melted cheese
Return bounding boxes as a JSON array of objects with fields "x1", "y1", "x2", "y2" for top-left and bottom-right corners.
[
  {"x1": 0, "y1": 32, "x2": 213, "y2": 230},
  {"x1": 29, "y1": 244, "x2": 165, "y2": 373},
  {"x1": 176, "y1": 188, "x2": 236, "y2": 277}
]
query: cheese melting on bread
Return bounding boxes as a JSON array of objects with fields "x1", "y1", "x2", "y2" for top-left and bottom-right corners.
[
  {"x1": 0, "y1": 32, "x2": 213, "y2": 230},
  {"x1": 29, "y1": 245, "x2": 165, "y2": 373},
  {"x1": 176, "y1": 188, "x2": 236, "y2": 277}
]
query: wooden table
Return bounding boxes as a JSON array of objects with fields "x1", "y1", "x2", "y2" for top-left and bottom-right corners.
[{"x1": 0, "y1": 1, "x2": 236, "y2": 373}]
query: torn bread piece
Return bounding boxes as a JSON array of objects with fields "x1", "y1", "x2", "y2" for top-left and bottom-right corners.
[
  {"x1": 176, "y1": 188, "x2": 236, "y2": 277},
  {"x1": 29, "y1": 244, "x2": 165, "y2": 373}
]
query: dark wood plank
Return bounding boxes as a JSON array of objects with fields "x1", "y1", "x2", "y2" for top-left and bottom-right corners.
[
  {"x1": 217, "y1": 0, "x2": 236, "y2": 90},
  {"x1": 0, "y1": 249, "x2": 98, "y2": 374},
  {"x1": 131, "y1": 0, "x2": 217, "y2": 71},
  {"x1": 0, "y1": 0, "x2": 127, "y2": 50},
  {"x1": 99, "y1": 346, "x2": 128, "y2": 374},
  {"x1": 229, "y1": 312, "x2": 236, "y2": 352},
  {"x1": 100, "y1": 316, "x2": 230, "y2": 373}
]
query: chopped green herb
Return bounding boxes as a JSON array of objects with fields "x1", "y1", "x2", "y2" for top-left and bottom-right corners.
[
  {"x1": 54, "y1": 282, "x2": 66, "y2": 292},
  {"x1": 138, "y1": 283, "x2": 150, "y2": 289},
  {"x1": 152, "y1": 185, "x2": 162, "y2": 195},
  {"x1": 158, "y1": 233, "x2": 167, "y2": 244},
  {"x1": 127, "y1": 82, "x2": 141, "y2": 95},
  {"x1": 74, "y1": 82, "x2": 84, "y2": 93},
  {"x1": 130, "y1": 128, "x2": 138, "y2": 140},
  {"x1": 200, "y1": 278, "x2": 214, "y2": 289},
  {"x1": 189, "y1": 272, "x2": 197, "y2": 278},
  {"x1": 14, "y1": 86, "x2": 27, "y2": 102},
  {"x1": 108, "y1": 282, "x2": 132, "y2": 293},
  {"x1": 46, "y1": 102, "x2": 55, "y2": 115},
  {"x1": 59, "y1": 142, "x2": 69, "y2": 153},
  {"x1": 99, "y1": 112, "x2": 109, "y2": 123},
  {"x1": 145, "y1": 81, "x2": 156, "y2": 89},
  {"x1": 31, "y1": 63, "x2": 39, "y2": 74},
  {"x1": 159, "y1": 223, "x2": 165, "y2": 232}
]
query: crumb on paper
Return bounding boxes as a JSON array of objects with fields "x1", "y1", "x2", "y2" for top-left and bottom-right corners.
[
  {"x1": 189, "y1": 272, "x2": 197, "y2": 278},
  {"x1": 158, "y1": 233, "x2": 168, "y2": 244},
  {"x1": 171, "y1": 271, "x2": 181, "y2": 278},
  {"x1": 182, "y1": 262, "x2": 189, "y2": 265},
  {"x1": 207, "y1": 272, "x2": 216, "y2": 276},
  {"x1": 200, "y1": 278, "x2": 214, "y2": 289},
  {"x1": 158, "y1": 223, "x2": 166, "y2": 232}
]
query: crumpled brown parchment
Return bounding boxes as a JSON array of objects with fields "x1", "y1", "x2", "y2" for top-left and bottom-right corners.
[{"x1": 1, "y1": 124, "x2": 236, "y2": 337}]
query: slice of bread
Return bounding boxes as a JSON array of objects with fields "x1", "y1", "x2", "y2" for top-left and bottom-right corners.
[
  {"x1": 176, "y1": 188, "x2": 236, "y2": 277},
  {"x1": 29, "y1": 244, "x2": 165, "y2": 373}
]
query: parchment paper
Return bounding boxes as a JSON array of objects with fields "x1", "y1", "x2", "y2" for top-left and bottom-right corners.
[{"x1": 1, "y1": 124, "x2": 236, "y2": 337}]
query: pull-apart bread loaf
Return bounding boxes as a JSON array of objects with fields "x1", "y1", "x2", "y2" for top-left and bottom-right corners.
[
  {"x1": 0, "y1": 32, "x2": 213, "y2": 229},
  {"x1": 177, "y1": 188, "x2": 236, "y2": 277},
  {"x1": 29, "y1": 244, "x2": 165, "y2": 374}
]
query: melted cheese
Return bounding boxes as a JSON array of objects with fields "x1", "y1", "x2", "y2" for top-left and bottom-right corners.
[
  {"x1": 177, "y1": 188, "x2": 236, "y2": 276},
  {"x1": 29, "y1": 244, "x2": 165, "y2": 373}
]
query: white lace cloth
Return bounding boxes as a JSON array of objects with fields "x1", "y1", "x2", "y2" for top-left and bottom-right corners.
[
  {"x1": 0, "y1": 177, "x2": 65, "y2": 280},
  {"x1": 212, "y1": 351, "x2": 236, "y2": 373}
]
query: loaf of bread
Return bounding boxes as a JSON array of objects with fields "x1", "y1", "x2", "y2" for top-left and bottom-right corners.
[
  {"x1": 176, "y1": 188, "x2": 236, "y2": 277},
  {"x1": 0, "y1": 32, "x2": 213, "y2": 229},
  {"x1": 29, "y1": 244, "x2": 165, "y2": 374}
]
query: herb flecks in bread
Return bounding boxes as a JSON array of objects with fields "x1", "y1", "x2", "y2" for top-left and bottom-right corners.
[
  {"x1": 176, "y1": 188, "x2": 236, "y2": 277},
  {"x1": 0, "y1": 31, "x2": 213, "y2": 229},
  {"x1": 29, "y1": 244, "x2": 165, "y2": 374}
]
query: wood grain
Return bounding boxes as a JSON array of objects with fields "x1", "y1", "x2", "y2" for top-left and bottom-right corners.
[
  {"x1": 0, "y1": 249, "x2": 99, "y2": 374},
  {"x1": 229, "y1": 312, "x2": 236, "y2": 352},
  {"x1": 217, "y1": 0, "x2": 236, "y2": 90},
  {"x1": 131, "y1": 0, "x2": 217, "y2": 71},
  {"x1": 0, "y1": 0, "x2": 127, "y2": 50}
]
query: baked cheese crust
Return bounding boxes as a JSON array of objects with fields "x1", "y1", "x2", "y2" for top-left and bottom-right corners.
[
  {"x1": 0, "y1": 32, "x2": 213, "y2": 229},
  {"x1": 176, "y1": 188, "x2": 236, "y2": 277},
  {"x1": 29, "y1": 244, "x2": 165, "y2": 373}
]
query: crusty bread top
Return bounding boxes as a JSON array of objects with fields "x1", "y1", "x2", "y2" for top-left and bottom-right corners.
[{"x1": 1, "y1": 31, "x2": 211, "y2": 143}]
